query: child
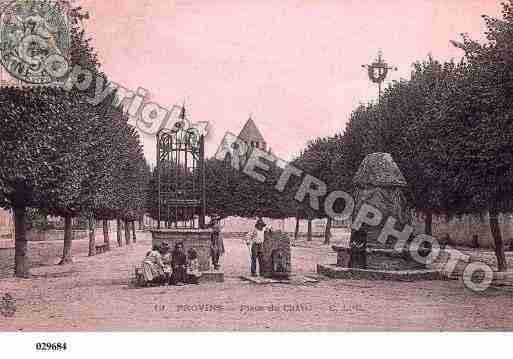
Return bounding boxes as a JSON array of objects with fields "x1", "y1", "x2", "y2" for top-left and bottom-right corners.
[
  {"x1": 160, "y1": 242, "x2": 173, "y2": 285},
  {"x1": 171, "y1": 242, "x2": 187, "y2": 285},
  {"x1": 186, "y1": 248, "x2": 201, "y2": 285}
]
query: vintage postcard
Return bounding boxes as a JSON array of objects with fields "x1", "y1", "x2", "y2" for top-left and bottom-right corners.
[{"x1": 0, "y1": 0, "x2": 512, "y2": 355}]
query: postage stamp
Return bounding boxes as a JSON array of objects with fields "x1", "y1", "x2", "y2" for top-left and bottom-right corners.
[{"x1": 0, "y1": 0, "x2": 70, "y2": 84}]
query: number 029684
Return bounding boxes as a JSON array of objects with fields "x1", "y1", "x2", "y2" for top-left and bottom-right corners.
[{"x1": 35, "y1": 342, "x2": 67, "y2": 351}]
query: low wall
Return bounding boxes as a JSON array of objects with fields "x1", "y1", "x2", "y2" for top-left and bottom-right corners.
[
  {"x1": 27, "y1": 229, "x2": 89, "y2": 242},
  {"x1": 221, "y1": 217, "x2": 328, "y2": 235},
  {"x1": 0, "y1": 229, "x2": 89, "y2": 242},
  {"x1": 413, "y1": 212, "x2": 513, "y2": 249}
]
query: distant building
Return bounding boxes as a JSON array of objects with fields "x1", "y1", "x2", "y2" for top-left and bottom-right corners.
[
  {"x1": 219, "y1": 116, "x2": 278, "y2": 228},
  {"x1": 238, "y1": 116, "x2": 268, "y2": 152},
  {"x1": 231, "y1": 115, "x2": 273, "y2": 166}
]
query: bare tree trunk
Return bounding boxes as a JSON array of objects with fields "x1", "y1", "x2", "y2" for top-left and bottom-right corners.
[
  {"x1": 9, "y1": 209, "x2": 15, "y2": 243},
  {"x1": 116, "y1": 218, "x2": 123, "y2": 247},
  {"x1": 294, "y1": 217, "x2": 300, "y2": 243},
  {"x1": 307, "y1": 218, "x2": 313, "y2": 242},
  {"x1": 124, "y1": 220, "x2": 130, "y2": 245},
  {"x1": 103, "y1": 219, "x2": 110, "y2": 251},
  {"x1": 324, "y1": 217, "x2": 332, "y2": 245},
  {"x1": 138, "y1": 219, "x2": 143, "y2": 230},
  {"x1": 88, "y1": 216, "x2": 96, "y2": 257},
  {"x1": 425, "y1": 210, "x2": 433, "y2": 236},
  {"x1": 14, "y1": 206, "x2": 30, "y2": 278},
  {"x1": 59, "y1": 215, "x2": 73, "y2": 264},
  {"x1": 132, "y1": 221, "x2": 137, "y2": 243},
  {"x1": 490, "y1": 206, "x2": 507, "y2": 272}
]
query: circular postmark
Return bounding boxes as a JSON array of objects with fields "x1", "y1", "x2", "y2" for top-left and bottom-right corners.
[{"x1": 0, "y1": 0, "x2": 71, "y2": 84}]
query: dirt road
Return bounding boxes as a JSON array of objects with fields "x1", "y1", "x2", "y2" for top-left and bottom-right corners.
[{"x1": 1, "y1": 232, "x2": 513, "y2": 331}]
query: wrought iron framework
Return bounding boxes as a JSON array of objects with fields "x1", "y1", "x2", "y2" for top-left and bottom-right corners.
[
  {"x1": 156, "y1": 110, "x2": 206, "y2": 229},
  {"x1": 361, "y1": 50, "x2": 397, "y2": 102}
]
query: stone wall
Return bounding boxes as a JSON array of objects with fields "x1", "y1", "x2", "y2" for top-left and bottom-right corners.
[
  {"x1": 26, "y1": 229, "x2": 89, "y2": 242},
  {"x1": 0, "y1": 229, "x2": 91, "y2": 242},
  {"x1": 413, "y1": 212, "x2": 513, "y2": 249},
  {"x1": 221, "y1": 216, "x2": 329, "y2": 236},
  {"x1": 220, "y1": 214, "x2": 513, "y2": 250}
]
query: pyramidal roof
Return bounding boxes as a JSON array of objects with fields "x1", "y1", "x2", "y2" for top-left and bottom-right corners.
[
  {"x1": 353, "y1": 153, "x2": 407, "y2": 187},
  {"x1": 238, "y1": 117, "x2": 266, "y2": 144}
]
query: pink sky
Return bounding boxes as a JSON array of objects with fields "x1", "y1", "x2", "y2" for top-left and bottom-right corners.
[{"x1": 78, "y1": 0, "x2": 501, "y2": 163}]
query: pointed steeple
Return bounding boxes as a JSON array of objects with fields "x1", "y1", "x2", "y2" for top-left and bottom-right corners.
[{"x1": 238, "y1": 115, "x2": 266, "y2": 145}]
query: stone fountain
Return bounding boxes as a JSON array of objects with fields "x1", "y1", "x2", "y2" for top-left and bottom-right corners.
[{"x1": 317, "y1": 153, "x2": 442, "y2": 281}]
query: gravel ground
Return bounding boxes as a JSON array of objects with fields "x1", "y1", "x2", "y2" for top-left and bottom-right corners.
[
  {"x1": 0, "y1": 239, "x2": 93, "y2": 278},
  {"x1": 1, "y1": 232, "x2": 513, "y2": 331}
]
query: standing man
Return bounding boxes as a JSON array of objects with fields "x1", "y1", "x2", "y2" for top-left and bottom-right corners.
[
  {"x1": 209, "y1": 216, "x2": 225, "y2": 270},
  {"x1": 245, "y1": 218, "x2": 272, "y2": 277}
]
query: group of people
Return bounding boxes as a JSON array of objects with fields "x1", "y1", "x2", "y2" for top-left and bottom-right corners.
[
  {"x1": 139, "y1": 217, "x2": 225, "y2": 286},
  {"x1": 141, "y1": 242, "x2": 201, "y2": 286},
  {"x1": 139, "y1": 216, "x2": 273, "y2": 285}
]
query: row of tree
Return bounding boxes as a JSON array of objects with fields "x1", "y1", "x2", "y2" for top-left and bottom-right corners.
[
  {"x1": 203, "y1": 2, "x2": 513, "y2": 271},
  {"x1": 0, "y1": 4, "x2": 150, "y2": 277},
  {"x1": 329, "y1": 2, "x2": 513, "y2": 271}
]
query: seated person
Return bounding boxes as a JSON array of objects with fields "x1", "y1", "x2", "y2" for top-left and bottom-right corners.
[
  {"x1": 141, "y1": 245, "x2": 165, "y2": 286},
  {"x1": 160, "y1": 242, "x2": 173, "y2": 284},
  {"x1": 170, "y1": 242, "x2": 187, "y2": 285},
  {"x1": 186, "y1": 248, "x2": 201, "y2": 285}
]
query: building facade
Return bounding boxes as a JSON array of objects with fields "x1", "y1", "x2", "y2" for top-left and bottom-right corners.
[{"x1": 237, "y1": 116, "x2": 270, "y2": 153}]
